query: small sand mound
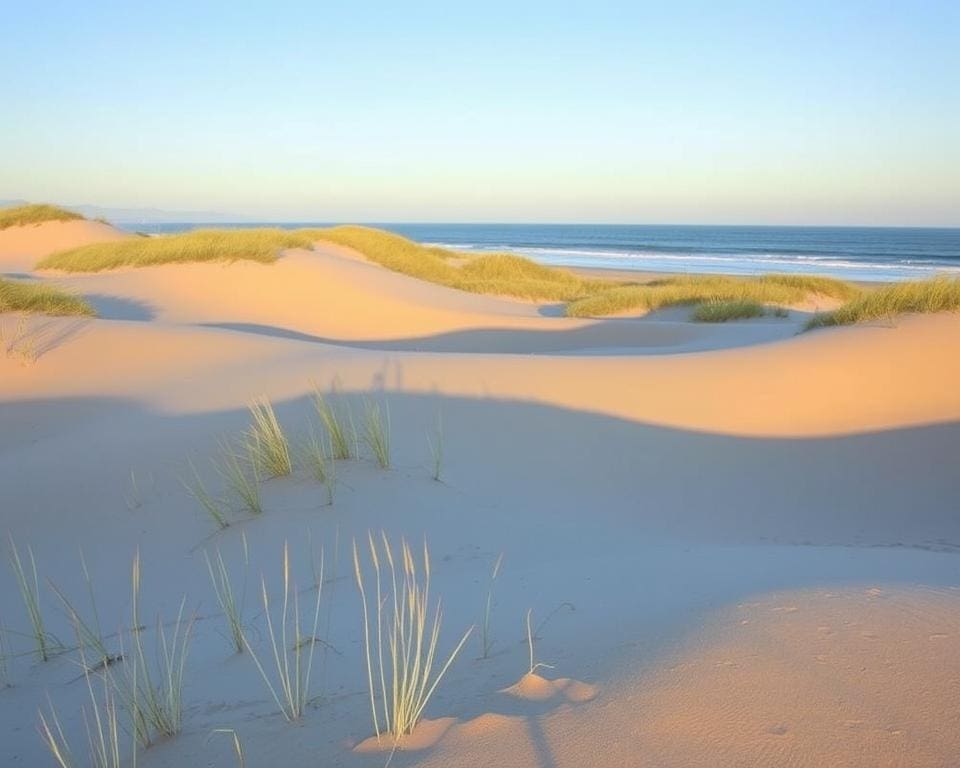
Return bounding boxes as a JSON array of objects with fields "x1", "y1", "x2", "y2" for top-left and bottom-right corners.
[
  {"x1": 352, "y1": 717, "x2": 457, "y2": 753},
  {"x1": 502, "y1": 673, "x2": 599, "y2": 703}
]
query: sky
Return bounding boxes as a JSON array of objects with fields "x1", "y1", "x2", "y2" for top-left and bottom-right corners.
[{"x1": 2, "y1": 1, "x2": 958, "y2": 225}]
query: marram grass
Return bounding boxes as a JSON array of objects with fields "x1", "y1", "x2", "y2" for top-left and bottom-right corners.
[
  {"x1": 247, "y1": 397, "x2": 291, "y2": 478},
  {"x1": 318, "y1": 225, "x2": 610, "y2": 301},
  {"x1": 39, "y1": 228, "x2": 317, "y2": 272},
  {"x1": 353, "y1": 532, "x2": 474, "y2": 741},
  {"x1": 0, "y1": 203, "x2": 83, "y2": 230},
  {"x1": 806, "y1": 276, "x2": 960, "y2": 329},
  {"x1": 566, "y1": 274, "x2": 858, "y2": 318},
  {"x1": 0, "y1": 278, "x2": 94, "y2": 317},
  {"x1": 242, "y1": 542, "x2": 324, "y2": 721},
  {"x1": 691, "y1": 300, "x2": 768, "y2": 322}
]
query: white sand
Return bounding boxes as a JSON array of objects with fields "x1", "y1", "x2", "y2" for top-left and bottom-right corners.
[{"x1": 1, "y1": 221, "x2": 958, "y2": 767}]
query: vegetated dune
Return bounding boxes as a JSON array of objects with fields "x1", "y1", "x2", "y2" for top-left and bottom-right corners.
[
  {"x1": 30, "y1": 243, "x2": 803, "y2": 352},
  {"x1": 0, "y1": 219, "x2": 129, "y2": 272},
  {"x1": 2, "y1": 223, "x2": 960, "y2": 768}
]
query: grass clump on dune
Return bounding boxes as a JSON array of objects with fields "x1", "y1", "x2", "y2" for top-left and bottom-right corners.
[
  {"x1": 39, "y1": 228, "x2": 317, "y2": 272},
  {"x1": 353, "y1": 532, "x2": 473, "y2": 741},
  {"x1": 806, "y1": 277, "x2": 960, "y2": 329},
  {"x1": 0, "y1": 277, "x2": 94, "y2": 316},
  {"x1": 246, "y1": 397, "x2": 292, "y2": 478},
  {"x1": 566, "y1": 273, "x2": 858, "y2": 318},
  {"x1": 691, "y1": 300, "x2": 768, "y2": 323},
  {"x1": 0, "y1": 203, "x2": 83, "y2": 230},
  {"x1": 317, "y1": 225, "x2": 608, "y2": 301}
]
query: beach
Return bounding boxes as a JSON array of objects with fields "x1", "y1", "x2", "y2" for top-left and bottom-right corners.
[{"x1": 2, "y1": 219, "x2": 959, "y2": 767}]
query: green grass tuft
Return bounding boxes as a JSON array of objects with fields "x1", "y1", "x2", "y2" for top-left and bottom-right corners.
[
  {"x1": 247, "y1": 397, "x2": 292, "y2": 478},
  {"x1": 361, "y1": 398, "x2": 391, "y2": 470},
  {"x1": 0, "y1": 204, "x2": 83, "y2": 230},
  {"x1": 691, "y1": 300, "x2": 768, "y2": 323},
  {"x1": 806, "y1": 276, "x2": 960, "y2": 329},
  {"x1": 0, "y1": 278, "x2": 94, "y2": 317}
]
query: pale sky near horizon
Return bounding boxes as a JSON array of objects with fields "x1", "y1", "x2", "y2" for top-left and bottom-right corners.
[{"x1": 2, "y1": 1, "x2": 958, "y2": 225}]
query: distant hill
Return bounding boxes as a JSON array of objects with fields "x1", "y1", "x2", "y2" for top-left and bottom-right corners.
[{"x1": 0, "y1": 200, "x2": 250, "y2": 225}]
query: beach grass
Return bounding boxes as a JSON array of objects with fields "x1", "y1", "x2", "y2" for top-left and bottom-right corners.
[
  {"x1": 205, "y1": 548, "x2": 246, "y2": 654},
  {"x1": 119, "y1": 552, "x2": 194, "y2": 747},
  {"x1": 566, "y1": 274, "x2": 858, "y2": 318},
  {"x1": 312, "y1": 387, "x2": 356, "y2": 460},
  {"x1": 39, "y1": 220, "x2": 616, "y2": 301},
  {"x1": 217, "y1": 439, "x2": 263, "y2": 516},
  {"x1": 353, "y1": 532, "x2": 473, "y2": 740},
  {"x1": 38, "y1": 228, "x2": 316, "y2": 272},
  {"x1": 317, "y1": 225, "x2": 609, "y2": 301},
  {"x1": 0, "y1": 278, "x2": 94, "y2": 317},
  {"x1": 0, "y1": 203, "x2": 83, "y2": 230},
  {"x1": 247, "y1": 397, "x2": 292, "y2": 479},
  {"x1": 691, "y1": 300, "x2": 768, "y2": 322},
  {"x1": 8, "y1": 537, "x2": 60, "y2": 662},
  {"x1": 242, "y1": 543, "x2": 324, "y2": 721},
  {"x1": 361, "y1": 399, "x2": 391, "y2": 469},
  {"x1": 302, "y1": 427, "x2": 336, "y2": 505},
  {"x1": 806, "y1": 276, "x2": 960, "y2": 329},
  {"x1": 183, "y1": 459, "x2": 229, "y2": 530}
]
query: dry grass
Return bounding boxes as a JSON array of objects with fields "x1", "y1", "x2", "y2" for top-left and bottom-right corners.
[
  {"x1": 806, "y1": 276, "x2": 960, "y2": 328},
  {"x1": 0, "y1": 278, "x2": 94, "y2": 316},
  {"x1": 566, "y1": 274, "x2": 858, "y2": 318},
  {"x1": 0, "y1": 203, "x2": 83, "y2": 230}
]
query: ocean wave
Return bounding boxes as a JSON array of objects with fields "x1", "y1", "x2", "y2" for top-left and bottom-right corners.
[{"x1": 426, "y1": 243, "x2": 960, "y2": 281}]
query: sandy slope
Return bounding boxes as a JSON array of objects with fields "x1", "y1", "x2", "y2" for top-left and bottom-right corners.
[
  {"x1": 1, "y1": 223, "x2": 959, "y2": 768},
  {"x1": 0, "y1": 219, "x2": 129, "y2": 273}
]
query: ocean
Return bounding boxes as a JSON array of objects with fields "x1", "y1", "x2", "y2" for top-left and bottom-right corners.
[{"x1": 128, "y1": 223, "x2": 960, "y2": 282}]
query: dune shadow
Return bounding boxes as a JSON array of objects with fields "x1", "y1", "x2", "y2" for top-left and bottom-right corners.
[
  {"x1": 85, "y1": 294, "x2": 156, "y2": 321},
  {"x1": 198, "y1": 320, "x2": 796, "y2": 355}
]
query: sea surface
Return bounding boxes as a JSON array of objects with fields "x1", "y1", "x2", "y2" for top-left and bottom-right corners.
[{"x1": 128, "y1": 223, "x2": 960, "y2": 282}]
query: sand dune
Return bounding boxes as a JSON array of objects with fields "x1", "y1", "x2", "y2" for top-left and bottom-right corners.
[
  {"x1": 1, "y1": 226, "x2": 959, "y2": 767},
  {"x1": 0, "y1": 219, "x2": 129, "y2": 273}
]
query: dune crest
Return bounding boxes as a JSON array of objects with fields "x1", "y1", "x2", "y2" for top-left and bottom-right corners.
[{"x1": 0, "y1": 219, "x2": 129, "y2": 272}]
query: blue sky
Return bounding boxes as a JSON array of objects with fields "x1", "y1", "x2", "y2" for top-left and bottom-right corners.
[{"x1": 2, "y1": 1, "x2": 958, "y2": 225}]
